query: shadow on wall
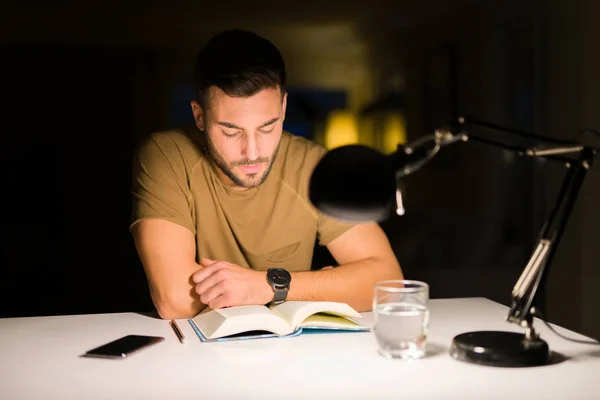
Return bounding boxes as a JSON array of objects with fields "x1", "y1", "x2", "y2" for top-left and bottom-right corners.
[
  {"x1": 0, "y1": 46, "x2": 155, "y2": 318},
  {"x1": 0, "y1": 145, "x2": 65, "y2": 317}
]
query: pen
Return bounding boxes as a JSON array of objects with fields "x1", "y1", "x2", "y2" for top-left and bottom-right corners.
[{"x1": 170, "y1": 320, "x2": 186, "y2": 344}]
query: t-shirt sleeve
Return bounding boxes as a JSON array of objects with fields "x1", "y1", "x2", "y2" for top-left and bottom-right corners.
[
  {"x1": 307, "y1": 144, "x2": 357, "y2": 246},
  {"x1": 317, "y1": 212, "x2": 357, "y2": 246},
  {"x1": 130, "y1": 135, "x2": 196, "y2": 234}
]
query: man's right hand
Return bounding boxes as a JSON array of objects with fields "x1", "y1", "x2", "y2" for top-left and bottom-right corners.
[{"x1": 192, "y1": 258, "x2": 273, "y2": 309}]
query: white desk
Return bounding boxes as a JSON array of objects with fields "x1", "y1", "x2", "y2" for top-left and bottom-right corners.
[{"x1": 1, "y1": 297, "x2": 599, "y2": 400}]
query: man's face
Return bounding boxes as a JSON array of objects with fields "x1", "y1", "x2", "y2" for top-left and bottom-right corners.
[{"x1": 191, "y1": 86, "x2": 287, "y2": 190}]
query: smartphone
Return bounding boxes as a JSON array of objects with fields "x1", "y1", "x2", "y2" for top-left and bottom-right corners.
[{"x1": 81, "y1": 335, "x2": 165, "y2": 359}]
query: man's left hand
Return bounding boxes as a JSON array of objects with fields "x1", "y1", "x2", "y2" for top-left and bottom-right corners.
[{"x1": 191, "y1": 258, "x2": 273, "y2": 309}]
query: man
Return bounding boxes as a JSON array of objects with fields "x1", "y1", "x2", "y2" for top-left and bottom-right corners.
[{"x1": 130, "y1": 29, "x2": 403, "y2": 320}]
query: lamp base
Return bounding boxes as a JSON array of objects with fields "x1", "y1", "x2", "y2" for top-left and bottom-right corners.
[{"x1": 450, "y1": 331, "x2": 551, "y2": 367}]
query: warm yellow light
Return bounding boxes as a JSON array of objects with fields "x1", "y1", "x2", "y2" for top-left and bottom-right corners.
[
  {"x1": 324, "y1": 110, "x2": 360, "y2": 149},
  {"x1": 359, "y1": 115, "x2": 374, "y2": 147},
  {"x1": 382, "y1": 113, "x2": 407, "y2": 153}
]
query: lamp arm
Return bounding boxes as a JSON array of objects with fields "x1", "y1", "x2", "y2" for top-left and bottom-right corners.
[
  {"x1": 464, "y1": 135, "x2": 578, "y2": 164},
  {"x1": 394, "y1": 118, "x2": 598, "y2": 340},
  {"x1": 391, "y1": 118, "x2": 582, "y2": 179},
  {"x1": 508, "y1": 150, "x2": 594, "y2": 338},
  {"x1": 459, "y1": 115, "x2": 578, "y2": 146},
  {"x1": 453, "y1": 116, "x2": 597, "y2": 335}
]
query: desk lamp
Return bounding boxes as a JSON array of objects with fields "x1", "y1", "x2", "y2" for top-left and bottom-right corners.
[{"x1": 308, "y1": 116, "x2": 599, "y2": 367}]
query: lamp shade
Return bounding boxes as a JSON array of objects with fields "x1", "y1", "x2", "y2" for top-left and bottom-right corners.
[{"x1": 308, "y1": 144, "x2": 397, "y2": 222}]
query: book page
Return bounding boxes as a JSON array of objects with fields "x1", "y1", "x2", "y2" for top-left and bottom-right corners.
[
  {"x1": 270, "y1": 301, "x2": 362, "y2": 329},
  {"x1": 298, "y1": 313, "x2": 365, "y2": 329},
  {"x1": 191, "y1": 305, "x2": 294, "y2": 339}
]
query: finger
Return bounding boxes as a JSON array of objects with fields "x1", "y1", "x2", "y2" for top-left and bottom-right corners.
[
  {"x1": 192, "y1": 261, "x2": 226, "y2": 283},
  {"x1": 209, "y1": 292, "x2": 232, "y2": 310},
  {"x1": 199, "y1": 282, "x2": 226, "y2": 305},
  {"x1": 195, "y1": 268, "x2": 228, "y2": 295},
  {"x1": 200, "y1": 257, "x2": 218, "y2": 267}
]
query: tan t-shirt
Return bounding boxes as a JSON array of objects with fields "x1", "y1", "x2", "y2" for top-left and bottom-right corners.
[{"x1": 130, "y1": 125, "x2": 354, "y2": 272}]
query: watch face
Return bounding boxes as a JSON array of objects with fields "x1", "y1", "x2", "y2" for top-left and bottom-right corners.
[{"x1": 267, "y1": 268, "x2": 291, "y2": 286}]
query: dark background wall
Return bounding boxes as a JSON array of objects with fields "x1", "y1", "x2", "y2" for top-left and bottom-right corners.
[{"x1": 1, "y1": 0, "x2": 598, "y2": 340}]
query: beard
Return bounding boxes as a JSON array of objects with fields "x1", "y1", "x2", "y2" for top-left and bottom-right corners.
[{"x1": 206, "y1": 135, "x2": 280, "y2": 189}]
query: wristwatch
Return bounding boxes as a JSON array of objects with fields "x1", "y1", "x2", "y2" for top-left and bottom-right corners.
[{"x1": 266, "y1": 268, "x2": 292, "y2": 305}]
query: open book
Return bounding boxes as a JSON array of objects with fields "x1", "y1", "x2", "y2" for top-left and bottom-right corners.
[{"x1": 187, "y1": 301, "x2": 370, "y2": 342}]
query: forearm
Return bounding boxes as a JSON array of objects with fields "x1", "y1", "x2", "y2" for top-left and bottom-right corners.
[
  {"x1": 152, "y1": 286, "x2": 207, "y2": 320},
  {"x1": 147, "y1": 262, "x2": 208, "y2": 319},
  {"x1": 131, "y1": 220, "x2": 206, "y2": 319},
  {"x1": 287, "y1": 256, "x2": 403, "y2": 312}
]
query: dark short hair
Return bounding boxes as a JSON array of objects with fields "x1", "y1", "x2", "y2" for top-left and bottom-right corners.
[{"x1": 193, "y1": 29, "x2": 286, "y2": 108}]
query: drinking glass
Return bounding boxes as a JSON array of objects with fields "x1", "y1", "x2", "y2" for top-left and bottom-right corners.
[{"x1": 372, "y1": 280, "x2": 430, "y2": 359}]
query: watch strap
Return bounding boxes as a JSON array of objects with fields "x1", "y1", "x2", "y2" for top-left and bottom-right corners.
[{"x1": 271, "y1": 286, "x2": 288, "y2": 304}]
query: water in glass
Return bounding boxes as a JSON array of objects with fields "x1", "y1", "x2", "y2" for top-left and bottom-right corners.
[
  {"x1": 373, "y1": 280, "x2": 429, "y2": 359},
  {"x1": 374, "y1": 302, "x2": 429, "y2": 359}
]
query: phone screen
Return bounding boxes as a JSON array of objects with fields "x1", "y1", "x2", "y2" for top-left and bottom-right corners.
[{"x1": 82, "y1": 335, "x2": 165, "y2": 359}]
